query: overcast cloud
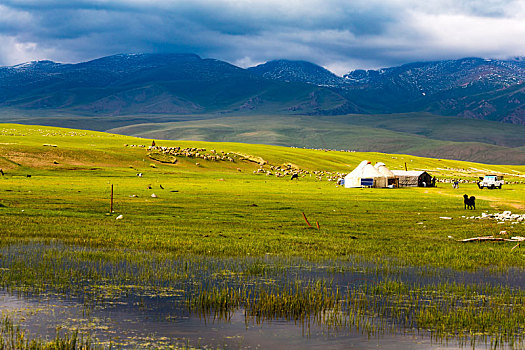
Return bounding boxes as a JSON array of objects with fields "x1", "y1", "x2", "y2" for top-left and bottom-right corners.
[{"x1": 1, "y1": 0, "x2": 524, "y2": 75}]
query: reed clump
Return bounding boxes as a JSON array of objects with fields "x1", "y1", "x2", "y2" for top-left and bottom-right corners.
[
  {"x1": 0, "y1": 314, "x2": 102, "y2": 350},
  {"x1": 189, "y1": 280, "x2": 342, "y2": 325}
]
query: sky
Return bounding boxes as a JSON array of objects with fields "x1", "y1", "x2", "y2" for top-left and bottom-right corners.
[{"x1": 1, "y1": 0, "x2": 525, "y2": 75}]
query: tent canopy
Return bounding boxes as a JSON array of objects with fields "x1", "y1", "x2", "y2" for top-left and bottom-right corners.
[
  {"x1": 344, "y1": 160, "x2": 388, "y2": 188},
  {"x1": 375, "y1": 162, "x2": 398, "y2": 187},
  {"x1": 374, "y1": 162, "x2": 396, "y2": 178}
]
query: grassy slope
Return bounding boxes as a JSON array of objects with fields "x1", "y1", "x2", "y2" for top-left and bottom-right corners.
[
  {"x1": 327, "y1": 112, "x2": 525, "y2": 148},
  {"x1": 4, "y1": 108, "x2": 525, "y2": 164},
  {"x1": 109, "y1": 114, "x2": 525, "y2": 165},
  {"x1": 1, "y1": 123, "x2": 525, "y2": 270},
  {"x1": 0, "y1": 108, "x2": 212, "y2": 131}
]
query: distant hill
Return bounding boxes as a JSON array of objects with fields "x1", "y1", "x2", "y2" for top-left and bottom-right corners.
[{"x1": 109, "y1": 113, "x2": 525, "y2": 165}]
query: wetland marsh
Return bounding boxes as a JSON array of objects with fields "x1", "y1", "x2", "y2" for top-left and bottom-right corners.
[{"x1": 1, "y1": 124, "x2": 525, "y2": 349}]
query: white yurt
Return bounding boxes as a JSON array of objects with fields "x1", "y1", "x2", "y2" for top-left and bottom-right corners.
[
  {"x1": 374, "y1": 162, "x2": 399, "y2": 188},
  {"x1": 344, "y1": 160, "x2": 388, "y2": 188}
]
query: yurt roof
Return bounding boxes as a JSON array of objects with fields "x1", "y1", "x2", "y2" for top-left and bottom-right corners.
[
  {"x1": 346, "y1": 160, "x2": 370, "y2": 178},
  {"x1": 361, "y1": 163, "x2": 384, "y2": 178},
  {"x1": 374, "y1": 162, "x2": 396, "y2": 178}
]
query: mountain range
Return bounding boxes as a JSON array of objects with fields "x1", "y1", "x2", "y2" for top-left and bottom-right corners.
[
  {"x1": 0, "y1": 54, "x2": 351, "y2": 116},
  {"x1": 1, "y1": 53, "x2": 525, "y2": 124}
]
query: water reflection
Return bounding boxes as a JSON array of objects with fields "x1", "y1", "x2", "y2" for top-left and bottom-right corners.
[
  {"x1": 0, "y1": 243, "x2": 523, "y2": 349},
  {"x1": 2, "y1": 290, "x2": 469, "y2": 349}
]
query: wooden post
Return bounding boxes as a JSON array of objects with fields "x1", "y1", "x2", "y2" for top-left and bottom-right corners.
[
  {"x1": 302, "y1": 212, "x2": 313, "y2": 228},
  {"x1": 110, "y1": 184, "x2": 114, "y2": 213},
  {"x1": 404, "y1": 162, "x2": 407, "y2": 171}
]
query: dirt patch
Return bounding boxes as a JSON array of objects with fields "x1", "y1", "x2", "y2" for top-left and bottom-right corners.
[
  {"x1": 0, "y1": 156, "x2": 19, "y2": 170},
  {"x1": 3, "y1": 150, "x2": 105, "y2": 169},
  {"x1": 477, "y1": 197, "x2": 525, "y2": 211}
]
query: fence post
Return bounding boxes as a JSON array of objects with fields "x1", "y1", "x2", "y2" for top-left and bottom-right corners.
[{"x1": 110, "y1": 184, "x2": 114, "y2": 213}]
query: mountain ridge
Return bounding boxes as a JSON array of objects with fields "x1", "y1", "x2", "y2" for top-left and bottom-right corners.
[
  {"x1": 1, "y1": 53, "x2": 525, "y2": 124},
  {"x1": 247, "y1": 59, "x2": 344, "y2": 87},
  {"x1": 0, "y1": 53, "x2": 352, "y2": 116}
]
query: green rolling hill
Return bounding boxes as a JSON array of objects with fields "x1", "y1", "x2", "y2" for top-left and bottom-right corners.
[{"x1": 108, "y1": 113, "x2": 525, "y2": 165}]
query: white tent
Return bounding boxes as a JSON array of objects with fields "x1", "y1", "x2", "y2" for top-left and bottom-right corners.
[
  {"x1": 374, "y1": 162, "x2": 399, "y2": 187},
  {"x1": 344, "y1": 160, "x2": 388, "y2": 188}
]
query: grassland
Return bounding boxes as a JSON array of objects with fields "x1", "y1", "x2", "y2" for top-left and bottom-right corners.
[
  {"x1": 1, "y1": 123, "x2": 525, "y2": 267},
  {"x1": 1, "y1": 123, "x2": 525, "y2": 348},
  {"x1": 108, "y1": 113, "x2": 525, "y2": 165}
]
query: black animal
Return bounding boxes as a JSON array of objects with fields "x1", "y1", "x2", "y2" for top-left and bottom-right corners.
[
  {"x1": 290, "y1": 173, "x2": 299, "y2": 180},
  {"x1": 463, "y1": 194, "x2": 476, "y2": 210}
]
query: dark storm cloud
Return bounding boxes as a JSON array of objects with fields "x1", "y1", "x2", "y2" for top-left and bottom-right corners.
[{"x1": 1, "y1": 0, "x2": 524, "y2": 75}]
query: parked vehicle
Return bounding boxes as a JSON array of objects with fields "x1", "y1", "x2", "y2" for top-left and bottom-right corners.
[{"x1": 478, "y1": 175, "x2": 504, "y2": 189}]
